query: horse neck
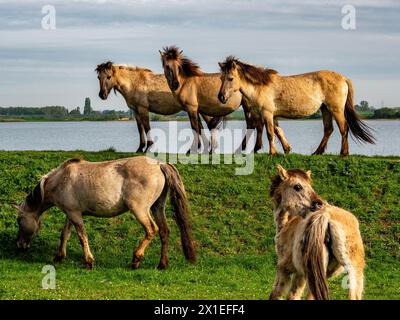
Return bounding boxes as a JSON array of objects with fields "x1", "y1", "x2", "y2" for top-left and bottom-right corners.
[
  {"x1": 274, "y1": 206, "x2": 289, "y2": 234},
  {"x1": 238, "y1": 80, "x2": 258, "y2": 102},
  {"x1": 114, "y1": 68, "x2": 140, "y2": 97}
]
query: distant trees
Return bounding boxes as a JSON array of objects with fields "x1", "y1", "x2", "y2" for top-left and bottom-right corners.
[
  {"x1": 0, "y1": 106, "x2": 68, "y2": 117},
  {"x1": 69, "y1": 107, "x2": 81, "y2": 115},
  {"x1": 355, "y1": 101, "x2": 375, "y2": 113},
  {"x1": 84, "y1": 97, "x2": 93, "y2": 115},
  {"x1": 373, "y1": 107, "x2": 400, "y2": 119}
]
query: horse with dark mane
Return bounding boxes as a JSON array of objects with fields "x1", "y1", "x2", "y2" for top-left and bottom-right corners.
[
  {"x1": 96, "y1": 61, "x2": 222, "y2": 153},
  {"x1": 160, "y1": 46, "x2": 291, "y2": 153},
  {"x1": 219, "y1": 56, "x2": 375, "y2": 156}
]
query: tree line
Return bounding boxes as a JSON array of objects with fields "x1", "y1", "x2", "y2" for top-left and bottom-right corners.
[{"x1": 1, "y1": 98, "x2": 399, "y2": 121}]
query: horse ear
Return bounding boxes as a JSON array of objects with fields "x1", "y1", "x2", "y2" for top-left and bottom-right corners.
[
  {"x1": 306, "y1": 170, "x2": 312, "y2": 179},
  {"x1": 159, "y1": 50, "x2": 163, "y2": 57},
  {"x1": 218, "y1": 62, "x2": 224, "y2": 69},
  {"x1": 179, "y1": 50, "x2": 183, "y2": 55},
  {"x1": 12, "y1": 203, "x2": 20, "y2": 211},
  {"x1": 231, "y1": 60, "x2": 237, "y2": 70},
  {"x1": 276, "y1": 165, "x2": 288, "y2": 180}
]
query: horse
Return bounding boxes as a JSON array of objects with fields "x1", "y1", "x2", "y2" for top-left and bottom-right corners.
[
  {"x1": 96, "y1": 61, "x2": 222, "y2": 153},
  {"x1": 13, "y1": 156, "x2": 196, "y2": 270},
  {"x1": 218, "y1": 56, "x2": 375, "y2": 156},
  {"x1": 269, "y1": 165, "x2": 365, "y2": 300},
  {"x1": 159, "y1": 46, "x2": 290, "y2": 153}
]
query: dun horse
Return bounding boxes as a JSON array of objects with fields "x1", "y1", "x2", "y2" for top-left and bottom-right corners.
[
  {"x1": 96, "y1": 61, "x2": 221, "y2": 153},
  {"x1": 269, "y1": 165, "x2": 365, "y2": 300},
  {"x1": 13, "y1": 156, "x2": 196, "y2": 270},
  {"x1": 160, "y1": 46, "x2": 290, "y2": 153},
  {"x1": 218, "y1": 56, "x2": 375, "y2": 156}
]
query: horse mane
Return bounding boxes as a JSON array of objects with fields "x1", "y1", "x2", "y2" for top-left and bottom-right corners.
[
  {"x1": 116, "y1": 65, "x2": 153, "y2": 73},
  {"x1": 24, "y1": 158, "x2": 82, "y2": 211},
  {"x1": 162, "y1": 46, "x2": 204, "y2": 77},
  {"x1": 95, "y1": 61, "x2": 152, "y2": 74},
  {"x1": 220, "y1": 56, "x2": 277, "y2": 85},
  {"x1": 95, "y1": 61, "x2": 113, "y2": 73},
  {"x1": 25, "y1": 182, "x2": 44, "y2": 212}
]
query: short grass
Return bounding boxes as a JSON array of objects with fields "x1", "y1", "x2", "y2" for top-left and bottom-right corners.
[{"x1": 0, "y1": 151, "x2": 399, "y2": 299}]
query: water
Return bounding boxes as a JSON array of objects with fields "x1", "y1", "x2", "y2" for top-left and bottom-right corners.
[{"x1": 0, "y1": 120, "x2": 399, "y2": 156}]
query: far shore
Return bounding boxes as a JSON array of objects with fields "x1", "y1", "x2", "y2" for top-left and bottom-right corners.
[{"x1": 1, "y1": 117, "x2": 398, "y2": 123}]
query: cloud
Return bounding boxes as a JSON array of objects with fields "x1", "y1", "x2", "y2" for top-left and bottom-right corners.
[{"x1": 0, "y1": 0, "x2": 399, "y2": 108}]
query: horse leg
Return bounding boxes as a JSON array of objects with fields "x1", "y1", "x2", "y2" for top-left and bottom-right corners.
[
  {"x1": 269, "y1": 268, "x2": 292, "y2": 299},
  {"x1": 239, "y1": 101, "x2": 255, "y2": 153},
  {"x1": 287, "y1": 274, "x2": 306, "y2": 300},
  {"x1": 254, "y1": 117, "x2": 264, "y2": 153},
  {"x1": 53, "y1": 218, "x2": 73, "y2": 263},
  {"x1": 68, "y1": 214, "x2": 95, "y2": 269},
  {"x1": 313, "y1": 105, "x2": 333, "y2": 155},
  {"x1": 151, "y1": 189, "x2": 170, "y2": 270},
  {"x1": 134, "y1": 111, "x2": 146, "y2": 153},
  {"x1": 186, "y1": 108, "x2": 202, "y2": 154},
  {"x1": 262, "y1": 111, "x2": 278, "y2": 155},
  {"x1": 274, "y1": 119, "x2": 291, "y2": 154},
  {"x1": 202, "y1": 114, "x2": 221, "y2": 153},
  {"x1": 139, "y1": 108, "x2": 154, "y2": 153},
  {"x1": 355, "y1": 267, "x2": 364, "y2": 300},
  {"x1": 333, "y1": 113, "x2": 349, "y2": 157},
  {"x1": 130, "y1": 206, "x2": 159, "y2": 269}
]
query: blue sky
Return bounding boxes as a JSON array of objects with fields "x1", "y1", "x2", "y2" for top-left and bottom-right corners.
[{"x1": 0, "y1": 0, "x2": 399, "y2": 110}]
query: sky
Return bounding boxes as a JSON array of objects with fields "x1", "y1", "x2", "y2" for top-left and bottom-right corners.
[{"x1": 0, "y1": 0, "x2": 399, "y2": 110}]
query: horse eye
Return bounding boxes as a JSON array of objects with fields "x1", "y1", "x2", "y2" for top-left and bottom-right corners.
[
  {"x1": 107, "y1": 76, "x2": 111, "y2": 80},
  {"x1": 294, "y1": 184, "x2": 303, "y2": 192},
  {"x1": 228, "y1": 78, "x2": 234, "y2": 81}
]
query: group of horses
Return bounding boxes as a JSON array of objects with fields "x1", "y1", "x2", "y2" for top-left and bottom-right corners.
[
  {"x1": 14, "y1": 157, "x2": 365, "y2": 300},
  {"x1": 13, "y1": 47, "x2": 369, "y2": 300},
  {"x1": 96, "y1": 45, "x2": 374, "y2": 155}
]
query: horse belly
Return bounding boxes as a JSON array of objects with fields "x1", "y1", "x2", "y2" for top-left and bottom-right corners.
[
  {"x1": 73, "y1": 174, "x2": 128, "y2": 217},
  {"x1": 275, "y1": 95, "x2": 322, "y2": 118},
  {"x1": 148, "y1": 92, "x2": 181, "y2": 115}
]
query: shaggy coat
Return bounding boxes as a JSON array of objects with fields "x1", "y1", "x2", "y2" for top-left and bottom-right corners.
[{"x1": 269, "y1": 165, "x2": 365, "y2": 300}]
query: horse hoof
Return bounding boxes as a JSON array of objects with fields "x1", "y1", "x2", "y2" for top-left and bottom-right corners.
[
  {"x1": 53, "y1": 254, "x2": 65, "y2": 263},
  {"x1": 157, "y1": 262, "x2": 168, "y2": 270},
  {"x1": 84, "y1": 259, "x2": 95, "y2": 269},
  {"x1": 131, "y1": 256, "x2": 143, "y2": 269},
  {"x1": 284, "y1": 147, "x2": 292, "y2": 154}
]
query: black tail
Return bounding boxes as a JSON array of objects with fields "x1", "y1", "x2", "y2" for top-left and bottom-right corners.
[
  {"x1": 344, "y1": 79, "x2": 375, "y2": 144},
  {"x1": 160, "y1": 163, "x2": 196, "y2": 263}
]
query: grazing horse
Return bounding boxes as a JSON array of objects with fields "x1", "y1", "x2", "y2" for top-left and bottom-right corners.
[
  {"x1": 160, "y1": 46, "x2": 289, "y2": 153},
  {"x1": 218, "y1": 56, "x2": 375, "y2": 156},
  {"x1": 269, "y1": 165, "x2": 365, "y2": 300},
  {"x1": 13, "y1": 156, "x2": 196, "y2": 270},
  {"x1": 96, "y1": 61, "x2": 221, "y2": 153}
]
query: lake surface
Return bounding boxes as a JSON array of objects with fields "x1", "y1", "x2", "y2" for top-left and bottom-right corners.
[{"x1": 0, "y1": 120, "x2": 399, "y2": 156}]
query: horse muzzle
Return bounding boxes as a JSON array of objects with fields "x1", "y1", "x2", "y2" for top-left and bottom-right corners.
[{"x1": 99, "y1": 91, "x2": 108, "y2": 100}]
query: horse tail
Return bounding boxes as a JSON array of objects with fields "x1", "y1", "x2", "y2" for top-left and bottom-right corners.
[
  {"x1": 301, "y1": 212, "x2": 330, "y2": 300},
  {"x1": 160, "y1": 163, "x2": 196, "y2": 263},
  {"x1": 344, "y1": 79, "x2": 375, "y2": 144}
]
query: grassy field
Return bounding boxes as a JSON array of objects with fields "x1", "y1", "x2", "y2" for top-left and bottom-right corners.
[{"x1": 0, "y1": 151, "x2": 399, "y2": 300}]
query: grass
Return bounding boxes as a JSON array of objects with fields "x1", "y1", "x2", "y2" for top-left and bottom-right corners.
[{"x1": 0, "y1": 151, "x2": 399, "y2": 300}]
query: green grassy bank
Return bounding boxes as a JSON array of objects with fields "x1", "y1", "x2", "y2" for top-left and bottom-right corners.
[{"x1": 0, "y1": 151, "x2": 399, "y2": 299}]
